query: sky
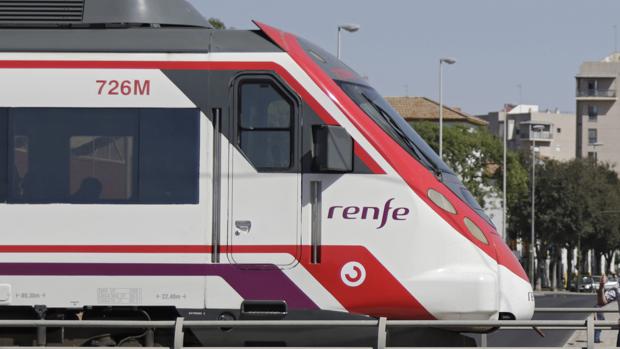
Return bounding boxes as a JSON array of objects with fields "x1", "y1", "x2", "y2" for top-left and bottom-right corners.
[{"x1": 190, "y1": 0, "x2": 620, "y2": 115}]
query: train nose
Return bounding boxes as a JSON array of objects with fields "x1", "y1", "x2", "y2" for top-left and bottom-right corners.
[
  {"x1": 494, "y1": 238, "x2": 535, "y2": 320},
  {"x1": 498, "y1": 269, "x2": 535, "y2": 320}
]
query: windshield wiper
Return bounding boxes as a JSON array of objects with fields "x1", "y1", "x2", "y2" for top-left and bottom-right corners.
[{"x1": 361, "y1": 93, "x2": 443, "y2": 178}]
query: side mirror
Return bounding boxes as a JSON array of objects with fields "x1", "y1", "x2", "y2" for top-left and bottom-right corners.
[{"x1": 314, "y1": 125, "x2": 353, "y2": 172}]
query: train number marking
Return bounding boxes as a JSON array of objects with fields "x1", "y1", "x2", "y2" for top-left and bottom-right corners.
[
  {"x1": 341, "y1": 261, "x2": 366, "y2": 287},
  {"x1": 96, "y1": 80, "x2": 151, "y2": 96}
]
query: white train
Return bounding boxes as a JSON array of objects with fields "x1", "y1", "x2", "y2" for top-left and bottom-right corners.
[{"x1": 0, "y1": 0, "x2": 534, "y2": 346}]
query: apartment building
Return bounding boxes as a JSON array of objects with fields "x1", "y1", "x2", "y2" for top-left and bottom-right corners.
[
  {"x1": 479, "y1": 105, "x2": 576, "y2": 161},
  {"x1": 576, "y1": 53, "x2": 620, "y2": 164}
]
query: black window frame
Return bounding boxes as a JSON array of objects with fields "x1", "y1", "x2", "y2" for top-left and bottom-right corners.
[
  {"x1": 0, "y1": 108, "x2": 7, "y2": 203},
  {"x1": 5, "y1": 107, "x2": 200, "y2": 205},
  {"x1": 233, "y1": 74, "x2": 301, "y2": 173},
  {"x1": 588, "y1": 128, "x2": 598, "y2": 145},
  {"x1": 588, "y1": 105, "x2": 599, "y2": 122}
]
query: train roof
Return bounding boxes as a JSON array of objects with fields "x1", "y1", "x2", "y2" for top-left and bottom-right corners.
[
  {"x1": 0, "y1": 0, "x2": 210, "y2": 28},
  {"x1": 0, "y1": 0, "x2": 282, "y2": 53}
]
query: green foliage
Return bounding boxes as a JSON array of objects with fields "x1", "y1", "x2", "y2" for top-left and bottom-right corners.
[
  {"x1": 509, "y1": 158, "x2": 620, "y2": 277},
  {"x1": 411, "y1": 121, "x2": 528, "y2": 210},
  {"x1": 208, "y1": 18, "x2": 226, "y2": 29},
  {"x1": 510, "y1": 159, "x2": 620, "y2": 248}
]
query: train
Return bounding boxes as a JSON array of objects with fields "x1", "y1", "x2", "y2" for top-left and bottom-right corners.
[{"x1": 0, "y1": 0, "x2": 534, "y2": 346}]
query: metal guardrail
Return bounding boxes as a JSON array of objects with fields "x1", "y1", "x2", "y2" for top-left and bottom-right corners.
[
  {"x1": 0, "y1": 308, "x2": 617, "y2": 349},
  {"x1": 526, "y1": 131, "x2": 553, "y2": 140},
  {"x1": 576, "y1": 89, "x2": 617, "y2": 98}
]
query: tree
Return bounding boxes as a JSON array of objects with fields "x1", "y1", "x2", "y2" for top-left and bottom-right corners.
[
  {"x1": 208, "y1": 18, "x2": 226, "y2": 29},
  {"x1": 509, "y1": 158, "x2": 620, "y2": 289},
  {"x1": 578, "y1": 161, "x2": 620, "y2": 274},
  {"x1": 412, "y1": 121, "x2": 528, "y2": 211}
]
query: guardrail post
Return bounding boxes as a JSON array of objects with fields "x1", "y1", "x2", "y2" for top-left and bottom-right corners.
[
  {"x1": 34, "y1": 305, "x2": 47, "y2": 347},
  {"x1": 377, "y1": 317, "x2": 387, "y2": 349},
  {"x1": 586, "y1": 314, "x2": 594, "y2": 349},
  {"x1": 173, "y1": 317, "x2": 184, "y2": 349},
  {"x1": 145, "y1": 328, "x2": 155, "y2": 347},
  {"x1": 480, "y1": 333, "x2": 488, "y2": 347},
  {"x1": 36, "y1": 325, "x2": 46, "y2": 347}
]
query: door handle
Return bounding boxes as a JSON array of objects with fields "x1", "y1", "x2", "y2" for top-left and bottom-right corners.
[{"x1": 235, "y1": 220, "x2": 252, "y2": 236}]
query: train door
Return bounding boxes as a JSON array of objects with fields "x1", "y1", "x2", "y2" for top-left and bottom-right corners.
[{"x1": 226, "y1": 75, "x2": 301, "y2": 267}]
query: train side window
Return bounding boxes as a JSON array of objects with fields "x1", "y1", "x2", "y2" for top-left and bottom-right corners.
[
  {"x1": 12, "y1": 135, "x2": 29, "y2": 199},
  {"x1": 7, "y1": 108, "x2": 199, "y2": 204},
  {"x1": 0, "y1": 109, "x2": 7, "y2": 202},
  {"x1": 9, "y1": 109, "x2": 140, "y2": 203},
  {"x1": 139, "y1": 109, "x2": 199, "y2": 204},
  {"x1": 238, "y1": 80, "x2": 294, "y2": 170},
  {"x1": 69, "y1": 136, "x2": 135, "y2": 202}
]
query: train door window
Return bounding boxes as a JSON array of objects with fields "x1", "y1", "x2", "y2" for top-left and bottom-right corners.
[
  {"x1": 238, "y1": 80, "x2": 294, "y2": 170},
  {"x1": 0, "y1": 109, "x2": 7, "y2": 202}
]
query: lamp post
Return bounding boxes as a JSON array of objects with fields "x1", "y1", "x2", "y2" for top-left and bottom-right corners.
[
  {"x1": 530, "y1": 124, "x2": 545, "y2": 288},
  {"x1": 337, "y1": 24, "x2": 360, "y2": 59},
  {"x1": 438, "y1": 58, "x2": 456, "y2": 159}
]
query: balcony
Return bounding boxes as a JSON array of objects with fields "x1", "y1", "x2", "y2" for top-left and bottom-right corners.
[
  {"x1": 519, "y1": 121, "x2": 553, "y2": 142},
  {"x1": 530, "y1": 131, "x2": 553, "y2": 140},
  {"x1": 576, "y1": 89, "x2": 617, "y2": 100},
  {"x1": 521, "y1": 131, "x2": 553, "y2": 141}
]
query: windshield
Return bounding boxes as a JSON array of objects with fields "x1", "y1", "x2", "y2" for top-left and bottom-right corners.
[
  {"x1": 338, "y1": 82, "x2": 490, "y2": 223},
  {"x1": 295, "y1": 35, "x2": 490, "y2": 224},
  {"x1": 339, "y1": 82, "x2": 451, "y2": 173}
]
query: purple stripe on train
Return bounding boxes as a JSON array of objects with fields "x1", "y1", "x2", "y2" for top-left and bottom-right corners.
[{"x1": 0, "y1": 263, "x2": 318, "y2": 310}]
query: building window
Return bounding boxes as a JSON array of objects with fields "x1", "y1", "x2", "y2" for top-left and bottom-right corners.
[
  {"x1": 557, "y1": 128, "x2": 562, "y2": 133},
  {"x1": 588, "y1": 105, "x2": 598, "y2": 122},
  {"x1": 587, "y1": 151, "x2": 597, "y2": 160},
  {"x1": 587, "y1": 80, "x2": 597, "y2": 93},
  {"x1": 7, "y1": 108, "x2": 199, "y2": 204},
  {"x1": 588, "y1": 128, "x2": 598, "y2": 145},
  {"x1": 238, "y1": 80, "x2": 294, "y2": 170}
]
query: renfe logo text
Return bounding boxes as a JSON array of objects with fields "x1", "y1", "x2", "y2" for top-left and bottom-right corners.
[{"x1": 327, "y1": 198, "x2": 410, "y2": 229}]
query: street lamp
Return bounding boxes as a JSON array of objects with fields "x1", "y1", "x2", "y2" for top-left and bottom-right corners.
[
  {"x1": 337, "y1": 24, "x2": 360, "y2": 59},
  {"x1": 530, "y1": 124, "x2": 545, "y2": 289},
  {"x1": 438, "y1": 57, "x2": 456, "y2": 159}
]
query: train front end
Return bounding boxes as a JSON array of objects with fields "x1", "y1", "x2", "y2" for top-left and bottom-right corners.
[{"x1": 255, "y1": 21, "x2": 534, "y2": 321}]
